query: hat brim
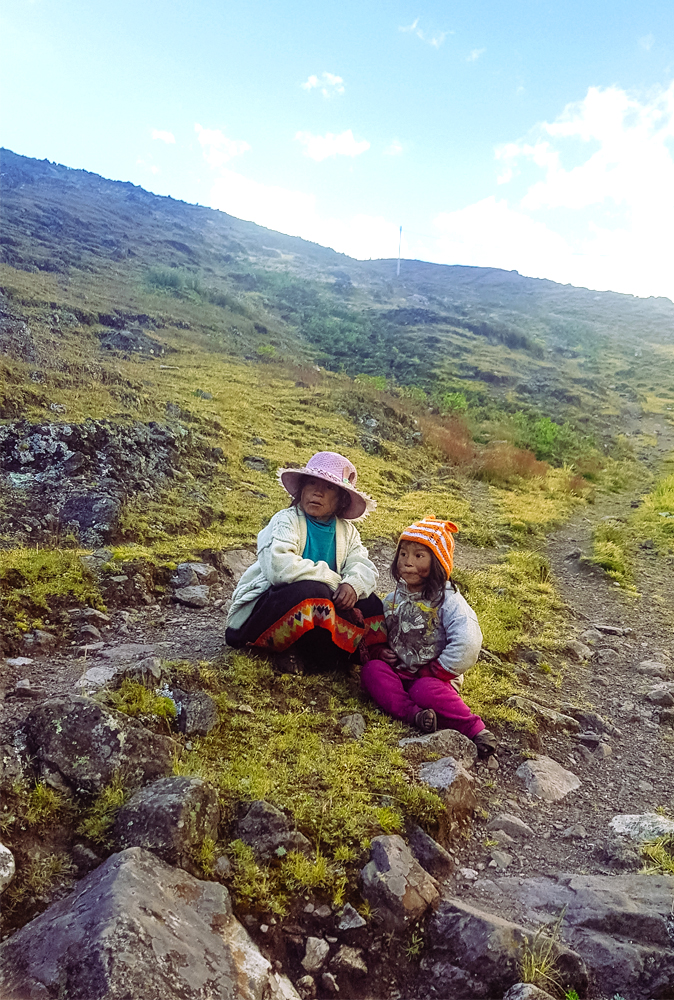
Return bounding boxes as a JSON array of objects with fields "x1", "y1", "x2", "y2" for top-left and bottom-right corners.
[{"x1": 277, "y1": 467, "x2": 376, "y2": 520}]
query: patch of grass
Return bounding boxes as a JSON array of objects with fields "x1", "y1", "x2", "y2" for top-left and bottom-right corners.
[
  {"x1": 584, "y1": 521, "x2": 634, "y2": 590},
  {"x1": 632, "y1": 465, "x2": 674, "y2": 556},
  {"x1": 520, "y1": 910, "x2": 568, "y2": 998},
  {"x1": 24, "y1": 780, "x2": 65, "y2": 828},
  {"x1": 195, "y1": 834, "x2": 218, "y2": 877},
  {"x1": 76, "y1": 773, "x2": 128, "y2": 846},
  {"x1": 3, "y1": 853, "x2": 76, "y2": 917},
  {"x1": 0, "y1": 546, "x2": 104, "y2": 645},
  {"x1": 640, "y1": 834, "x2": 674, "y2": 875},
  {"x1": 174, "y1": 653, "x2": 444, "y2": 910},
  {"x1": 0, "y1": 779, "x2": 73, "y2": 837},
  {"x1": 105, "y1": 678, "x2": 177, "y2": 720}
]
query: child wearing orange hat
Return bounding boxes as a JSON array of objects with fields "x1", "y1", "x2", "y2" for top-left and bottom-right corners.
[{"x1": 361, "y1": 517, "x2": 497, "y2": 758}]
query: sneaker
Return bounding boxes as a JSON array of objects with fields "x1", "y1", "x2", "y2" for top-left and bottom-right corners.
[
  {"x1": 473, "y1": 728, "x2": 498, "y2": 759},
  {"x1": 414, "y1": 709, "x2": 437, "y2": 733}
]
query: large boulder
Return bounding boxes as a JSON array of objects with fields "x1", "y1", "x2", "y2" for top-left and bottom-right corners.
[
  {"x1": 114, "y1": 777, "x2": 220, "y2": 869},
  {"x1": 360, "y1": 834, "x2": 439, "y2": 932},
  {"x1": 423, "y1": 897, "x2": 587, "y2": 997},
  {"x1": 23, "y1": 696, "x2": 174, "y2": 794},
  {"x1": 483, "y1": 873, "x2": 674, "y2": 1000},
  {"x1": 234, "y1": 801, "x2": 312, "y2": 862},
  {"x1": 0, "y1": 847, "x2": 299, "y2": 1000},
  {"x1": 515, "y1": 756, "x2": 581, "y2": 802},
  {"x1": 407, "y1": 825, "x2": 454, "y2": 879}
]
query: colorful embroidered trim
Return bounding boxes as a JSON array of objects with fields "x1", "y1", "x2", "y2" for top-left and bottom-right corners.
[{"x1": 252, "y1": 599, "x2": 366, "y2": 653}]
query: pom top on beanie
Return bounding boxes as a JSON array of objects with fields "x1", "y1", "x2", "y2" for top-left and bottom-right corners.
[{"x1": 398, "y1": 517, "x2": 458, "y2": 578}]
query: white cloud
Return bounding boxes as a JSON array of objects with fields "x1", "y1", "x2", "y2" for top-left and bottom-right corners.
[
  {"x1": 194, "y1": 124, "x2": 250, "y2": 168},
  {"x1": 136, "y1": 158, "x2": 160, "y2": 175},
  {"x1": 430, "y1": 82, "x2": 674, "y2": 298},
  {"x1": 399, "y1": 18, "x2": 447, "y2": 48},
  {"x1": 295, "y1": 129, "x2": 370, "y2": 162},
  {"x1": 206, "y1": 168, "x2": 398, "y2": 259},
  {"x1": 151, "y1": 129, "x2": 176, "y2": 144},
  {"x1": 301, "y1": 72, "x2": 345, "y2": 98},
  {"x1": 639, "y1": 34, "x2": 655, "y2": 51},
  {"x1": 466, "y1": 48, "x2": 485, "y2": 62},
  {"x1": 384, "y1": 139, "x2": 403, "y2": 156}
]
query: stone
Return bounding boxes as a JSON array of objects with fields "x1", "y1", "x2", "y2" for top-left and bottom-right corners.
[
  {"x1": 76, "y1": 662, "x2": 122, "y2": 694},
  {"x1": 565, "y1": 640, "x2": 592, "y2": 662},
  {"x1": 593, "y1": 624, "x2": 625, "y2": 635},
  {"x1": 0, "y1": 847, "x2": 300, "y2": 1000},
  {"x1": 515, "y1": 756, "x2": 581, "y2": 802},
  {"x1": 503, "y1": 984, "x2": 558, "y2": 1000},
  {"x1": 638, "y1": 779, "x2": 654, "y2": 792},
  {"x1": 301, "y1": 937, "x2": 330, "y2": 973},
  {"x1": 487, "y1": 813, "x2": 534, "y2": 839},
  {"x1": 219, "y1": 548, "x2": 257, "y2": 581},
  {"x1": 13, "y1": 678, "x2": 45, "y2": 700},
  {"x1": 175, "y1": 689, "x2": 219, "y2": 737},
  {"x1": 126, "y1": 655, "x2": 163, "y2": 687},
  {"x1": 645, "y1": 681, "x2": 674, "y2": 706},
  {"x1": 574, "y1": 731, "x2": 602, "y2": 749},
  {"x1": 637, "y1": 659, "x2": 670, "y2": 677},
  {"x1": 594, "y1": 742, "x2": 612, "y2": 758},
  {"x1": 98, "y1": 642, "x2": 157, "y2": 662},
  {"x1": 484, "y1": 872, "x2": 674, "y2": 1000},
  {"x1": 560, "y1": 704, "x2": 618, "y2": 734},
  {"x1": 609, "y1": 812, "x2": 674, "y2": 842},
  {"x1": 460, "y1": 867, "x2": 479, "y2": 881},
  {"x1": 399, "y1": 728, "x2": 477, "y2": 768},
  {"x1": 23, "y1": 695, "x2": 174, "y2": 794},
  {"x1": 244, "y1": 456, "x2": 269, "y2": 472},
  {"x1": 418, "y1": 756, "x2": 477, "y2": 822},
  {"x1": 174, "y1": 584, "x2": 210, "y2": 608},
  {"x1": 234, "y1": 801, "x2": 312, "y2": 862},
  {"x1": 71, "y1": 843, "x2": 102, "y2": 874},
  {"x1": 603, "y1": 833, "x2": 642, "y2": 869},
  {"x1": 6, "y1": 656, "x2": 33, "y2": 667},
  {"x1": 360, "y1": 834, "x2": 439, "y2": 931},
  {"x1": 338, "y1": 714, "x2": 365, "y2": 739},
  {"x1": 596, "y1": 647, "x2": 619, "y2": 665},
  {"x1": 0, "y1": 843, "x2": 15, "y2": 895},
  {"x1": 321, "y1": 972, "x2": 339, "y2": 994},
  {"x1": 579, "y1": 628, "x2": 603, "y2": 643},
  {"x1": 172, "y1": 561, "x2": 219, "y2": 588},
  {"x1": 76, "y1": 607, "x2": 112, "y2": 623},
  {"x1": 23, "y1": 629, "x2": 56, "y2": 651},
  {"x1": 337, "y1": 903, "x2": 366, "y2": 931},
  {"x1": 660, "y1": 707, "x2": 674, "y2": 727},
  {"x1": 80, "y1": 623, "x2": 102, "y2": 641},
  {"x1": 114, "y1": 776, "x2": 220, "y2": 869},
  {"x1": 329, "y1": 946, "x2": 367, "y2": 976},
  {"x1": 507, "y1": 697, "x2": 580, "y2": 731},
  {"x1": 562, "y1": 824, "x2": 587, "y2": 839},
  {"x1": 425, "y1": 897, "x2": 587, "y2": 997},
  {"x1": 489, "y1": 850, "x2": 513, "y2": 869},
  {"x1": 407, "y1": 824, "x2": 454, "y2": 879},
  {"x1": 215, "y1": 855, "x2": 232, "y2": 878},
  {"x1": 296, "y1": 974, "x2": 316, "y2": 999},
  {"x1": 314, "y1": 905, "x2": 332, "y2": 919},
  {"x1": 170, "y1": 565, "x2": 198, "y2": 588}
]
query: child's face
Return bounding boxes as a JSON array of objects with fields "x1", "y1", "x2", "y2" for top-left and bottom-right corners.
[
  {"x1": 300, "y1": 476, "x2": 342, "y2": 519},
  {"x1": 397, "y1": 541, "x2": 432, "y2": 590}
]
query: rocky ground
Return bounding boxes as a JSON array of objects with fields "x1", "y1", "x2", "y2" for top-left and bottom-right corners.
[{"x1": 1, "y1": 477, "x2": 674, "y2": 1000}]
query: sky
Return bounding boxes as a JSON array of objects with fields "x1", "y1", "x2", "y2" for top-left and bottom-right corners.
[{"x1": 2, "y1": 0, "x2": 674, "y2": 299}]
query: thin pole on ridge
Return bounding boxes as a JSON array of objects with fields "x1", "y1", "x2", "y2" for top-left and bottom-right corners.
[{"x1": 397, "y1": 225, "x2": 402, "y2": 277}]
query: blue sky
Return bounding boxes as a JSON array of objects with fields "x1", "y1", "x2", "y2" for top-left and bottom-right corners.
[{"x1": 2, "y1": 0, "x2": 674, "y2": 297}]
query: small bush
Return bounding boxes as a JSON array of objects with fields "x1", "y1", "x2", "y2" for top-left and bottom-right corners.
[
  {"x1": 106, "y1": 679, "x2": 177, "y2": 720},
  {"x1": 585, "y1": 521, "x2": 633, "y2": 588},
  {"x1": 418, "y1": 415, "x2": 476, "y2": 467},
  {"x1": 76, "y1": 774, "x2": 128, "y2": 845},
  {"x1": 475, "y1": 444, "x2": 548, "y2": 484}
]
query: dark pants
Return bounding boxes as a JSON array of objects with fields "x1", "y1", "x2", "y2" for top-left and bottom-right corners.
[{"x1": 226, "y1": 581, "x2": 385, "y2": 669}]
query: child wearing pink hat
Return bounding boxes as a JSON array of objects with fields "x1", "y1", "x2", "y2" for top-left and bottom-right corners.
[
  {"x1": 226, "y1": 452, "x2": 385, "y2": 671},
  {"x1": 361, "y1": 517, "x2": 497, "y2": 758}
]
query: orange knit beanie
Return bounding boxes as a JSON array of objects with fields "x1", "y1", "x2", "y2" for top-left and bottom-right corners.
[{"x1": 398, "y1": 517, "x2": 459, "y2": 578}]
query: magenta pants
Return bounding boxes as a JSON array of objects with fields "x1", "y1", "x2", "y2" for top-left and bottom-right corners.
[{"x1": 361, "y1": 658, "x2": 485, "y2": 739}]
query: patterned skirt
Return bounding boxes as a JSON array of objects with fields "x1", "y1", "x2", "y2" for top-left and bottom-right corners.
[{"x1": 225, "y1": 580, "x2": 385, "y2": 657}]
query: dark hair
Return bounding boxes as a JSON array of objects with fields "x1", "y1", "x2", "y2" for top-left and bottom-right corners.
[
  {"x1": 391, "y1": 541, "x2": 449, "y2": 605},
  {"x1": 290, "y1": 474, "x2": 352, "y2": 517}
]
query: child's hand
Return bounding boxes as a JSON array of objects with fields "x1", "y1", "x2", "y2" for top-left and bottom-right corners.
[{"x1": 380, "y1": 646, "x2": 399, "y2": 666}]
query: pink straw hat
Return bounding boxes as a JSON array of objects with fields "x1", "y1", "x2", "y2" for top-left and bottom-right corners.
[{"x1": 277, "y1": 451, "x2": 376, "y2": 520}]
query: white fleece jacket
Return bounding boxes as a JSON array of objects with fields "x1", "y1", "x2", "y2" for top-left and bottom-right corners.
[{"x1": 226, "y1": 507, "x2": 378, "y2": 629}]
